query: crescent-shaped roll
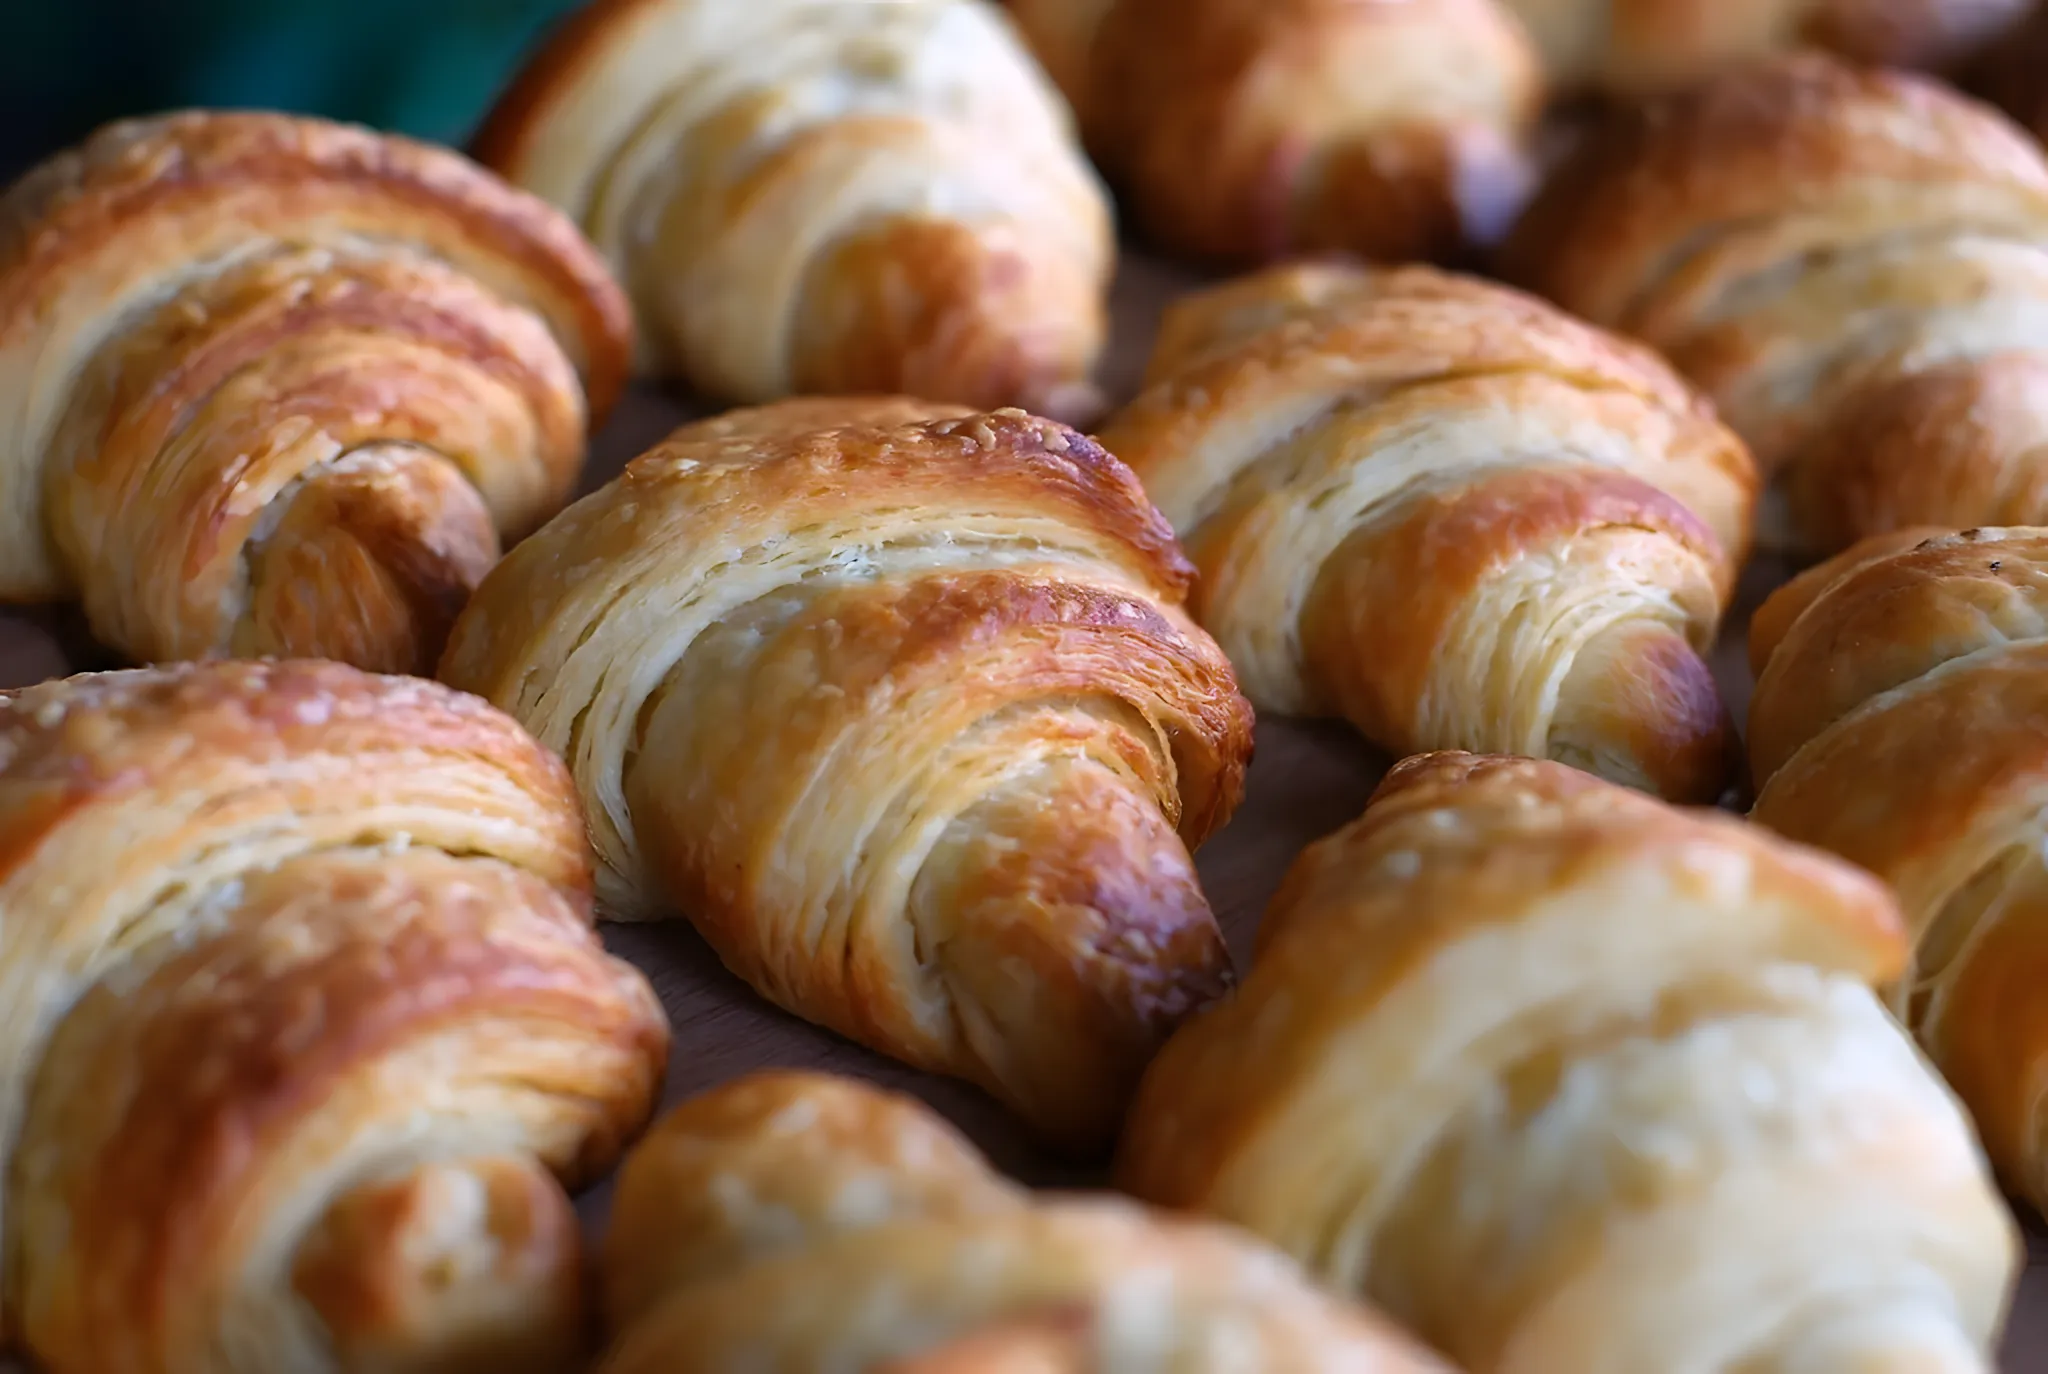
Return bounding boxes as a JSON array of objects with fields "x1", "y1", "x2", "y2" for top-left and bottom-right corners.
[
  {"x1": 1004, "y1": 0, "x2": 1543, "y2": 266},
  {"x1": 1748, "y1": 525, "x2": 2048, "y2": 1215},
  {"x1": 1097, "y1": 260, "x2": 1757, "y2": 804},
  {"x1": 438, "y1": 399, "x2": 1253, "y2": 1152},
  {"x1": 1505, "y1": 54, "x2": 2048, "y2": 557},
  {"x1": 0, "y1": 659, "x2": 669, "y2": 1374},
  {"x1": 597, "y1": 1070, "x2": 1450, "y2": 1372},
  {"x1": 472, "y1": 0, "x2": 1113, "y2": 419},
  {"x1": 0, "y1": 110, "x2": 633, "y2": 677},
  {"x1": 1500, "y1": 0, "x2": 2025, "y2": 96},
  {"x1": 1118, "y1": 751, "x2": 2020, "y2": 1373}
]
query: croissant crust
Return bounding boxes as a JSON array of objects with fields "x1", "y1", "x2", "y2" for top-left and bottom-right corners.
[
  {"x1": 0, "y1": 660, "x2": 668, "y2": 1373},
  {"x1": 440, "y1": 399, "x2": 1252, "y2": 1151},
  {"x1": 597, "y1": 1071, "x2": 1448, "y2": 1371}
]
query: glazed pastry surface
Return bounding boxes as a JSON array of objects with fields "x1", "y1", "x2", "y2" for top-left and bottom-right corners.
[
  {"x1": 1005, "y1": 0, "x2": 1543, "y2": 265},
  {"x1": 1507, "y1": 54, "x2": 2048, "y2": 556},
  {"x1": 1501, "y1": 0, "x2": 2025, "y2": 96},
  {"x1": 475, "y1": 0, "x2": 1113, "y2": 418},
  {"x1": 1099, "y1": 260, "x2": 1756, "y2": 802},
  {"x1": 1750, "y1": 524, "x2": 2048, "y2": 1215},
  {"x1": 1119, "y1": 751, "x2": 2020, "y2": 1373},
  {"x1": 0, "y1": 659, "x2": 668, "y2": 1373},
  {"x1": 0, "y1": 110, "x2": 632, "y2": 675},
  {"x1": 439, "y1": 399, "x2": 1252, "y2": 1152},
  {"x1": 599, "y1": 1070, "x2": 1450, "y2": 1372}
]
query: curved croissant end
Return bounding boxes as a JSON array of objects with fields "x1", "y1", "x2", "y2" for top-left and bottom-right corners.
[
  {"x1": 597, "y1": 1071, "x2": 1448, "y2": 1372},
  {"x1": 1006, "y1": 0, "x2": 1543, "y2": 265},
  {"x1": 0, "y1": 110, "x2": 633, "y2": 676},
  {"x1": 474, "y1": 0, "x2": 1114, "y2": 419},
  {"x1": 0, "y1": 660, "x2": 668, "y2": 1373},
  {"x1": 1498, "y1": 0, "x2": 2026, "y2": 97},
  {"x1": 1119, "y1": 751, "x2": 2019, "y2": 1372},
  {"x1": 1749, "y1": 525, "x2": 2048, "y2": 1213},
  {"x1": 439, "y1": 399, "x2": 1252, "y2": 1152},
  {"x1": 1099, "y1": 261, "x2": 1755, "y2": 803},
  {"x1": 1504, "y1": 54, "x2": 2048, "y2": 557}
]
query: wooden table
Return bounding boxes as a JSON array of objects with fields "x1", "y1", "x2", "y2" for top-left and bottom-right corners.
[{"x1": 1, "y1": 254, "x2": 2041, "y2": 1368}]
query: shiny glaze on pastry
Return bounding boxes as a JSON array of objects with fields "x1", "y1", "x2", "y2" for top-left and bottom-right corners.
[
  {"x1": 1507, "y1": 54, "x2": 2048, "y2": 556},
  {"x1": 440, "y1": 398, "x2": 1252, "y2": 1152},
  {"x1": 1006, "y1": 0, "x2": 1542, "y2": 265},
  {"x1": 598, "y1": 1071, "x2": 1449, "y2": 1372},
  {"x1": 0, "y1": 659, "x2": 668, "y2": 1373},
  {"x1": 1120, "y1": 751, "x2": 2019, "y2": 1373},
  {"x1": 0, "y1": 110, "x2": 632, "y2": 675},
  {"x1": 1099, "y1": 260, "x2": 1756, "y2": 802},
  {"x1": 475, "y1": 0, "x2": 1113, "y2": 418},
  {"x1": 1751, "y1": 524, "x2": 2048, "y2": 1215}
]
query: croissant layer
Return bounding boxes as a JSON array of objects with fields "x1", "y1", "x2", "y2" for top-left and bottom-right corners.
[
  {"x1": 598, "y1": 1071, "x2": 1449, "y2": 1371},
  {"x1": 1750, "y1": 525, "x2": 2048, "y2": 1214},
  {"x1": 0, "y1": 660, "x2": 668, "y2": 1373},
  {"x1": 1099, "y1": 261, "x2": 1755, "y2": 802},
  {"x1": 1506, "y1": 54, "x2": 2048, "y2": 556},
  {"x1": 476, "y1": 0, "x2": 1113, "y2": 418},
  {"x1": 0, "y1": 110, "x2": 632, "y2": 674},
  {"x1": 1119, "y1": 751, "x2": 2019, "y2": 1372},
  {"x1": 1006, "y1": 0, "x2": 1543, "y2": 265},
  {"x1": 440, "y1": 399, "x2": 1251, "y2": 1152}
]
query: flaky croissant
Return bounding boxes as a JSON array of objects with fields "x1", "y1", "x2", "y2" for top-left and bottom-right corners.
[
  {"x1": 1119, "y1": 750, "x2": 2020, "y2": 1373},
  {"x1": 598, "y1": 1070, "x2": 1449, "y2": 1372},
  {"x1": 1747, "y1": 525, "x2": 2048, "y2": 1216},
  {"x1": 473, "y1": 0, "x2": 1112, "y2": 418},
  {"x1": 439, "y1": 398, "x2": 1252, "y2": 1152},
  {"x1": 0, "y1": 110, "x2": 632, "y2": 677},
  {"x1": 1501, "y1": 0, "x2": 2025, "y2": 96},
  {"x1": 1506, "y1": 54, "x2": 2048, "y2": 557},
  {"x1": 1097, "y1": 261, "x2": 1756, "y2": 803},
  {"x1": 1004, "y1": 0, "x2": 1542, "y2": 266},
  {"x1": 0, "y1": 659, "x2": 669, "y2": 1374}
]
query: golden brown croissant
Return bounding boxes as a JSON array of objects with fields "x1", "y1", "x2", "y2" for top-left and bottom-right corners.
[
  {"x1": 1096, "y1": 261, "x2": 1756, "y2": 804},
  {"x1": 1118, "y1": 750, "x2": 2021, "y2": 1373},
  {"x1": 0, "y1": 659, "x2": 669, "y2": 1374},
  {"x1": 1502, "y1": 0, "x2": 2025, "y2": 96},
  {"x1": 1747, "y1": 525, "x2": 2048, "y2": 1216},
  {"x1": 598, "y1": 1070, "x2": 1451, "y2": 1372},
  {"x1": 1506, "y1": 54, "x2": 2048, "y2": 557},
  {"x1": 473, "y1": 0, "x2": 1113, "y2": 419},
  {"x1": 1004, "y1": 0, "x2": 1543, "y2": 266},
  {"x1": 0, "y1": 110, "x2": 632, "y2": 678},
  {"x1": 439, "y1": 398, "x2": 1252, "y2": 1152}
]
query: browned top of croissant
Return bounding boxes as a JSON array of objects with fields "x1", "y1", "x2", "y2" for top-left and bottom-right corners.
[
  {"x1": 0, "y1": 659, "x2": 669, "y2": 1372},
  {"x1": 1504, "y1": 53, "x2": 2048, "y2": 332},
  {"x1": 0, "y1": 110, "x2": 633, "y2": 417}
]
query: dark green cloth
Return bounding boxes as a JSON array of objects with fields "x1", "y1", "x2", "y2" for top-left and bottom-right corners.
[{"x1": 0, "y1": 0, "x2": 584, "y2": 176}]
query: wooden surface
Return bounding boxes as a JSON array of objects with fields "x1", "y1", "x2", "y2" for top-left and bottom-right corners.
[{"x1": 1, "y1": 253, "x2": 2043, "y2": 1368}]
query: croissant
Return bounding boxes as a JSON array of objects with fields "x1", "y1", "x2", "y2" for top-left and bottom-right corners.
[
  {"x1": 0, "y1": 110, "x2": 632, "y2": 678},
  {"x1": 1096, "y1": 261, "x2": 1756, "y2": 804},
  {"x1": 597, "y1": 1069, "x2": 1449, "y2": 1372},
  {"x1": 472, "y1": 0, "x2": 1113, "y2": 419},
  {"x1": 438, "y1": 398, "x2": 1252, "y2": 1152},
  {"x1": 1003, "y1": 0, "x2": 1543, "y2": 266},
  {"x1": 1118, "y1": 750, "x2": 2021, "y2": 1372},
  {"x1": 1500, "y1": 0, "x2": 2026, "y2": 96},
  {"x1": 1746, "y1": 525, "x2": 2048, "y2": 1217},
  {"x1": 1505, "y1": 54, "x2": 2048, "y2": 558},
  {"x1": 0, "y1": 659, "x2": 669, "y2": 1374}
]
